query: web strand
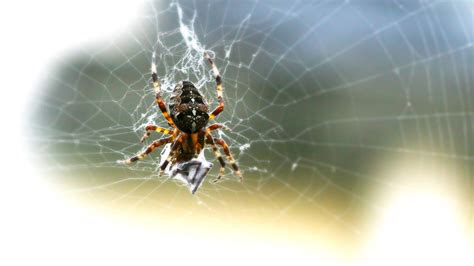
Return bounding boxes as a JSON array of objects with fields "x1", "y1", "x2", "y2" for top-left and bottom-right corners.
[{"x1": 30, "y1": 0, "x2": 473, "y2": 236}]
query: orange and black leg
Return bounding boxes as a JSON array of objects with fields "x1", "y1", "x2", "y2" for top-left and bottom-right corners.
[
  {"x1": 140, "y1": 124, "x2": 173, "y2": 143},
  {"x1": 121, "y1": 137, "x2": 172, "y2": 164},
  {"x1": 214, "y1": 138, "x2": 242, "y2": 181},
  {"x1": 151, "y1": 56, "x2": 175, "y2": 127},
  {"x1": 204, "y1": 52, "x2": 224, "y2": 120},
  {"x1": 204, "y1": 129, "x2": 226, "y2": 182},
  {"x1": 207, "y1": 123, "x2": 229, "y2": 132},
  {"x1": 159, "y1": 134, "x2": 183, "y2": 175}
]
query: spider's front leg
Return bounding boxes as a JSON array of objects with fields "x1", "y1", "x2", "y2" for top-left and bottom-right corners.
[
  {"x1": 120, "y1": 137, "x2": 172, "y2": 164},
  {"x1": 151, "y1": 55, "x2": 176, "y2": 128},
  {"x1": 204, "y1": 52, "x2": 224, "y2": 120}
]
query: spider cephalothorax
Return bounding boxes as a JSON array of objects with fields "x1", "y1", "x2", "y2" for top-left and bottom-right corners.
[
  {"x1": 169, "y1": 81, "x2": 210, "y2": 134},
  {"x1": 121, "y1": 52, "x2": 242, "y2": 183}
]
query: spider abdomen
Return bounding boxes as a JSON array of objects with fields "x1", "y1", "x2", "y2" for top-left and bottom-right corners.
[{"x1": 169, "y1": 81, "x2": 210, "y2": 134}]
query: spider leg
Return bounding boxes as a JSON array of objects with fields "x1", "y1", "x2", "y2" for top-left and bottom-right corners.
[
  {"x1": 159, "y1": 134, "x2": 183, "y2": 175},
  {"x1": 204, "y1": 129, "x2": 226, "y2": 182},
  {"x1": 204, "y1": 52, "x2": 224, "y2": 120},
  {"x1": 140, "y1": 124, "x2": 173, "y2": 143},
  {"x1": 151, "y1": 58, "x2": 176, "y2": 127},
  {"x1": 207, "y1": 123, "x2": 230, "y2": 132},
  {"x1": 214, "y1": 138, "x2": 242, "y2": 182},
  {"x1": 121, "y1": 137, "x2": 172, "y2": 164}
]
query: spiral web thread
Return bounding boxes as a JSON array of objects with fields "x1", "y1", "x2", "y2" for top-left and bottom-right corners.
[{"x1": 31, "y1": 0, "x2": 473, "y2": 236}]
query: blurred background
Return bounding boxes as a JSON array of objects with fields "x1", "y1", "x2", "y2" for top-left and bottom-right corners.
[{"x1": 1, "y1": 0, "x2": 473, "y2": 265}]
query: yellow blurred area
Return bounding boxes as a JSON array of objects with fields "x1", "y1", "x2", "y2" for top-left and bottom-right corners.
[
  {"x1": 1, "y1": 157, "x2": 472, "y2": 265},
  {"x1": 0, "y1": 0, "x2": 472, "y2": 265}
]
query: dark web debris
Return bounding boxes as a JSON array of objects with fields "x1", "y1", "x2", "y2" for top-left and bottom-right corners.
[
  {"x1": 170, "y1": 157, "x2": 213, "y2": 194},
  {"x1": 160, "y1": 144, "x2": 212, "y2": 194}
]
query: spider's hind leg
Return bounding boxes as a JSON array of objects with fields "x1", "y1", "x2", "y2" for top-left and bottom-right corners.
[
  {"x1": 159, "y1": 135, "x2": 183, "y2": 175},
  {"x1": 214, "y1": 138, "x2": 242, "y2": 182},
  {"x1": 204, "y1": 130, "x2": 226, "y2": 182}
]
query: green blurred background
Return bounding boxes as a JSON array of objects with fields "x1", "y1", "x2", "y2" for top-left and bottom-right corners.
[{"x1": 29, "y1": 0, "x2": 472, "y2": 257}]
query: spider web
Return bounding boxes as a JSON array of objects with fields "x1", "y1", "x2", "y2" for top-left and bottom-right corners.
[{"x1": 30, "y1": 0, "x2": 473, "y2": 250}]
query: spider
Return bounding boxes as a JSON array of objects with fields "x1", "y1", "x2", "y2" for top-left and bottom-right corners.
[{"x1": 121, "y1": 52, "x2": 242, "y2": 183}]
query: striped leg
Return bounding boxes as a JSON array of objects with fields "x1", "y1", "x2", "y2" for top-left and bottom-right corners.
[
  {"x1": 205, "y1": 129, "x2": 226, "y2": 182},
  {"x1": 140, "y1": 124, "x2": 173, "y2": 143},
  {"x1": 159, "y1": 134, "x2": 183, "y2": 175},
  {"x1": 151, "y1": 55, "x2": 175, "y2": 127},
  {"x1": 214, "y1": 138, "x2": 242, "y2": 181},
  {"x1": 121, "y1": 137, "x2": 172, "y2": 164},
  {"x1": 204, "y1": 52, "x2": 224, "y2": 120},
  {"x1": 207, "y1": 123, "x2": 229, "y2": 132}
]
